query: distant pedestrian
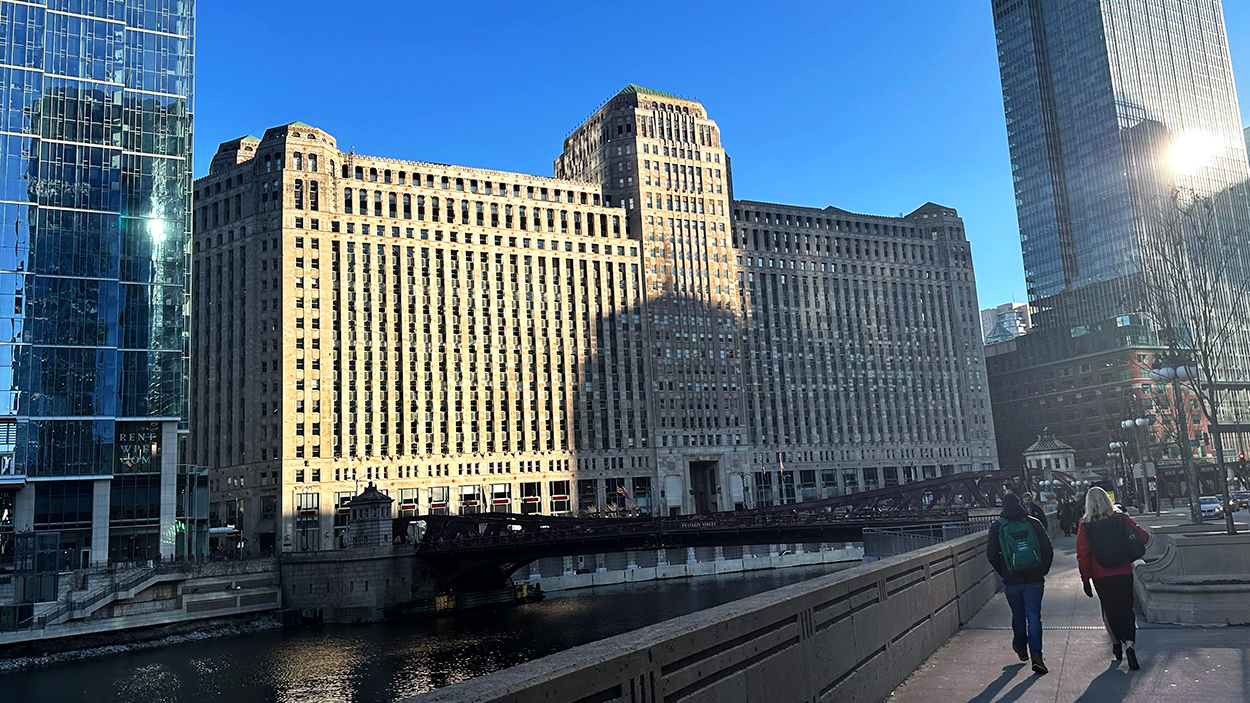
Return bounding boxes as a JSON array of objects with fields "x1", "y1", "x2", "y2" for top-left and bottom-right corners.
[
  {"x1": 1077, "y1": 487, "x2": 1150, "y2": 671},
  {"x1": 987, "y1": 494, "x2": 1055, "y2": 675},
  {"x1": 1059, "y1": 499, "x2": 1076, "y2": 537},
  {"x1": 1023, "y1": 491, "x2": 1048, "y2": 531}
]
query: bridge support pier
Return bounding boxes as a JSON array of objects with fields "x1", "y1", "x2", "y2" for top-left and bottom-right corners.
[
  {"x1": 685, "y1": 547, "x2": 697, "y2": 565},
  {"x1": 562, "y1": 556, "x2": 574, "y2": 577},
  {"x1": 714, "y1": 546, "x2": 725, "y2": 562}
]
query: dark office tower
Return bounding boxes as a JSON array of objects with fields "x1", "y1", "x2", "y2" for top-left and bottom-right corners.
[
  {"x1": 0, "y1": 1, "x2": 199, "y2": 569},
  {"x1": 992, "y1": 0, "x2": 1250, "y2": 330}
]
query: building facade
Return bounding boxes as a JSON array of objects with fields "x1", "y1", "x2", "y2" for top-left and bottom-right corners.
[
  {"x1": 992, "y1": 0, "x2": 1250, "y2": 330},
  {"x1": 193, "y1": 87, "x2": 997, "y2": 552},
  {"x1": 981, "y1": 302, "x2": 1031, "y2": 344},
  {"x1": 989, "y1": 0, "x2": 1250, "y2": 468},
  {"x1": 986, "y1": 339, "x2": 1212, "y2": 471},
  {"x1": 0, "y1": 0, "x2": 202, "y2": 571}
]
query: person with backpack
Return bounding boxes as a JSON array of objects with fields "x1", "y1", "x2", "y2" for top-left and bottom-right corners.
[
  {"x1": 1076, "y1": 486, "x2": 1150, "y2": 671},
  {"x1": 987, "y1": 493, "x2": 1055, "y2": 675}
]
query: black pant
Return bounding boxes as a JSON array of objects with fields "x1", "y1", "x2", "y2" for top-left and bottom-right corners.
[{"x1": 1094, "y1": 574, "x2": 1136, "y2": 644}]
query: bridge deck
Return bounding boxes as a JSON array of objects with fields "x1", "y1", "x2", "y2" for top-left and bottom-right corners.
[{"x1": 889, "y1": 523, "x2": 1250, "y2": 703}]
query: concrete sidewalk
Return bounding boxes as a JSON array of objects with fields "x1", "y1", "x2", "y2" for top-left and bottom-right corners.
[{"x1": 887, "y1": 533, "x2": 1250, "y2": 703}]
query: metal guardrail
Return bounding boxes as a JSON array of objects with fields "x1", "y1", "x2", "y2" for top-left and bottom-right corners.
[
  {"x1": 862, "y1": 512, "x2": 1053, "y2": 559},
  {"x1": 862, "y1": 522, "x2": 986, "y2": 558},
  {"x1": 414, "y1": 508, "x2": 978, "y2": 554},
  {"x1": 32, "y1": 564, "x2": 165, "y2": 628}
]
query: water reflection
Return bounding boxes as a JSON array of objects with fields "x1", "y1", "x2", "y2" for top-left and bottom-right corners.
[{"x1": 5, "y1": 563, "x2": 851, "y2": 703}]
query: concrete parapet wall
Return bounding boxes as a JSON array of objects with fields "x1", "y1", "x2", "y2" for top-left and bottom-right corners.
[
  {"x1": 1136, "y1": 531, "x2": 1250, "y2": 625},
  {"x1": 409, "y1": 532, "x2": 995, "y2": 703}
]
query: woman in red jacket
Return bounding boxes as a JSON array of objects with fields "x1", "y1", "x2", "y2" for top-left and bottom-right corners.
[{"x1": 1076, "y1": 487, "x2": 1151, "y2": 670}]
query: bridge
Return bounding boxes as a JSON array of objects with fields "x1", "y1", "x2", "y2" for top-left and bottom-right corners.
[{"x1": 407, "y1": 470, "x2": 1070, "y2": 590}]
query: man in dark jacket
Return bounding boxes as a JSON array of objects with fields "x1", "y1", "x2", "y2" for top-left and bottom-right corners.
[
  {"x1": 1023, "y1": 491, "x2": 1048, "y2": 531},
  {"x1": 987, "y1": 493, "x2": 1055, "y2": 674}
]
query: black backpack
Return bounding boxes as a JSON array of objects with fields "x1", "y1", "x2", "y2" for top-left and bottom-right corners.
[{"x1": 1085, "y1": 514, "x2": 1147, "y2": 568}]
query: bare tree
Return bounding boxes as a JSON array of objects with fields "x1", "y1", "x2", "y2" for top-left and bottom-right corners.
[{"x1": 1137, "y1": 186, "x2": 1250, "y2": 532}]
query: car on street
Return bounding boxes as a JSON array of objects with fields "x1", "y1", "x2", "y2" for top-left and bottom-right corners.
[
  {"x1": 1199, "y1": 495, "x2": 1224, "y2": 519},
  {"x1": 1231, "y1": 492, "x2": 1250, "y2": 511}
]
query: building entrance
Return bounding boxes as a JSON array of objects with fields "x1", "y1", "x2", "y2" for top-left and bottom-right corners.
[{"x1": 689, "y1": 460, "x2": 719, "y2": 514}]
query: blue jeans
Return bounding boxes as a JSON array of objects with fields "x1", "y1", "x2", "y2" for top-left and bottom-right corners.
[{"x1": 1003, "y1": 582, "x2": 1045, "y2": 657}]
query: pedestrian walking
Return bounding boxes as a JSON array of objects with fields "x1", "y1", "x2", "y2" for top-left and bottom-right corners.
[
  {"x1": 1023, "y1": 491, "x2": 1048, "y2": 531},
  {"x1": 1059, "y1": 499, "x2": 1076, "y2": 537},
  {"x1": 1076, "y1": 487, "x2": 1150, "y2": 671},
  {"x1": 987, "y1": 494, "x2": 1055, "y2": 675}
]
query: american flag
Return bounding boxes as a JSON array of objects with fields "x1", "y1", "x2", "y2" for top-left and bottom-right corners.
[{"x1": 616, "y1": 485, "x2": 630, "y2": 498}]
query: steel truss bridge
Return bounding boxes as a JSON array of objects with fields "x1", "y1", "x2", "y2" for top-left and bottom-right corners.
[{"x1": 405, "y1": 470, "x2": 1075, "y2": 591}]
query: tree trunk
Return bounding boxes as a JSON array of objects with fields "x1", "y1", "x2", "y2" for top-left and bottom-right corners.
[{"x1": 1211, "y1": 425, "x2": 1238, "y2": 534}]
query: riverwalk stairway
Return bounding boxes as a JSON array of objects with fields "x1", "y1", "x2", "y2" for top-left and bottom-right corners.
[{"x1": 889, "y1": 529, "x2": 1250, "y2": 703}]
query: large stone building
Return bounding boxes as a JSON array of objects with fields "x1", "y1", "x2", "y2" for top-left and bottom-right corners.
[{"x1": 192, "y1": 87, "x2": 997, "y2": 552}]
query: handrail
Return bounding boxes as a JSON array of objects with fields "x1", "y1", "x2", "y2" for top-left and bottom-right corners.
[{"x1": 29, "y1": 558, "x2": 274, "y2": 629}]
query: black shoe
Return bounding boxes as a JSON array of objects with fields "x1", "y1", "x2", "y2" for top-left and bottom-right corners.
[
  {"x1": 1126, "y1": 647, "x2": 1139, "y2": 671},
  {"x1": 1013, "y1": 644, "x2": 1029, "y2": 662},
  {"x1": 1031, "y1": 654, "x2": 1049, "y2": 675},
  {"x1": 1112, "y1": 642, "x2": 1122, "y2": 661}
]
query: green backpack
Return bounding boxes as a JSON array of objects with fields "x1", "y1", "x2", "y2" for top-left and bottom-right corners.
[{"x1": 997, "y1": 517, "x2": 1042, "y2": 572}]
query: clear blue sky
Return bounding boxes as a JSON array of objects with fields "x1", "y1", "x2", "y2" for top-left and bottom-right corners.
[{"x1": 194, "y1": 1, "x2": 1250, "y2": 311}]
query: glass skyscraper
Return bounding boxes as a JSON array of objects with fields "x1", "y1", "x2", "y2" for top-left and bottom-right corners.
[
  {"x1": 0, "y1": 1, "x2": 195, "y2": 569},
  {"x1": 992, "y1": 0, "x2": 1250, "y2": 330}
]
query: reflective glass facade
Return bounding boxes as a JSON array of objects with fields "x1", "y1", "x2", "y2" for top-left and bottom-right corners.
[
  {"x1": 0, "y1": 1, "x2": 194, "y2": 566},
  {"x1": 992, "y1": 0, "x2": 1250, "y2": 329}
]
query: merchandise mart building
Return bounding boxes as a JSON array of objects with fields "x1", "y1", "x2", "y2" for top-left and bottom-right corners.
[
  {"x1": 0, "y1": 1, "x2": 202, "y2": 569},
  {"x1": 193, "y1": 86, "x2": 997, "y2": 552}
]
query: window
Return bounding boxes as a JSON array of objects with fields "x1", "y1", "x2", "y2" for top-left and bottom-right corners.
[{"x1": 549, "y1": 480, "x2": 571, "y2": 514}]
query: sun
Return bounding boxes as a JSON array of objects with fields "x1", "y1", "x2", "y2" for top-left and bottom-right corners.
[{"x1": 1169, "y1": 131, "x2": 1222, "y2": 176}]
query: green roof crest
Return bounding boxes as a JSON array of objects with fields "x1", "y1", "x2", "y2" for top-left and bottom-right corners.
[{"x1": 616, "y1": 84, "x2": 689, "y2": 101}]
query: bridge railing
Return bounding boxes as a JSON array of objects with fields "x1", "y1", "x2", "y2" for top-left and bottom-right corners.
[{"x1": 414, "y1": 508, "x2": 976, "y2": 554}]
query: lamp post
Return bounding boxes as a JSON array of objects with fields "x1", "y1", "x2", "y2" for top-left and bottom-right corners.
[
  {"x1": 1121, "y1": 417, "x2": 1153, "y2": 515},
  {"x1": 1151, "y1": 361, "x2": 1203, "y2": 524},
  {"x1": 1109, "y1": 440, "x2": 1136, "y2": 509},
  {"x1": 1107, "y1": 444, "x2": 1126, "y2": 506}
]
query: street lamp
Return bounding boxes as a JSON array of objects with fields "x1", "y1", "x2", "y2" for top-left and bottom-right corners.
[
  {"x1": 1151, "y1": 360, "x2": 1203, "y2": 524},
  {"x1": 1122, "y1": 417, "x2": 1155, "y2": 514},
  {"x1": 1109, "y1": 441, "x2": 1134, "y2": 508}
]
